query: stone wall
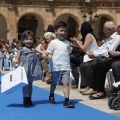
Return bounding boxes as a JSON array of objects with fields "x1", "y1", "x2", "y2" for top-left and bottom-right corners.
[{"x1": 0, "y1": 1, "x2": 119, "y2": 42}]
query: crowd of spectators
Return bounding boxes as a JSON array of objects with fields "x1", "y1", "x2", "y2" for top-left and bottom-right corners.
[{"x1": 1, "y1": 21, "x2": 120, "y2": 102}]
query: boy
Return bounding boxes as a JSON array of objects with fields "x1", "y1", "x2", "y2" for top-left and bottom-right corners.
[{"x1": 46, "y1": 21, "x2": 75, "y2": 108}]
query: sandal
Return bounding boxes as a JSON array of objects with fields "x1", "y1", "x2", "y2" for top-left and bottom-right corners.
[
  {"x1": 79, "y1": 87, "x2": 89, "y2": 93},
  {"x1": 42, "y1": 72, "x2": 52, "y2": 82},
  {"x1": 89, "y1": 92, "x2": 106, "y2": 99},
  {"x1": 82, "y1": 88, "x2": 97, "y2": 95}
]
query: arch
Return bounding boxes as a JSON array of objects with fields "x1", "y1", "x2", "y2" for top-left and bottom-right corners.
[
  {"x1": 96, "y1": 11, "x2": 116, "y2": 40},
  {"x1": 0, "y1": 14, "x2": 8, "y2": 40},
  {"x1": 54, "y1": 10, "x2": 82, "y2": 29},
  {"x1": 17, "y1": 12, "x2": 46, "y2": 28},
  {"x1": 54, "y1": 13, "x2": 79, "y2": 39},
  {"x1": 17, "y1": 12, "x2": 46, "y2": 39},
  {"x1": 16, "y1": 10, "x2": 47, "y2": 30},
  {"x1": 0, "y1": 13, "x2": 10, "y2": 30},
  {"x1": 87, "y1": 10, "x2": 116, "y2": 41},
  {"x1": 96, "y1": 10, "x2": 116, "y2": 23}
]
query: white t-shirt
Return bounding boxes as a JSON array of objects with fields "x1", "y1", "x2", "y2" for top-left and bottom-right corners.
[{"x1": 47, "y1": 39, "x2": 71, "y2": 72}]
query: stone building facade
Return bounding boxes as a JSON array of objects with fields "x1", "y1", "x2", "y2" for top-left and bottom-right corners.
[{"x1": 0, "y1": 0, "x2": 120, "y2": 43}]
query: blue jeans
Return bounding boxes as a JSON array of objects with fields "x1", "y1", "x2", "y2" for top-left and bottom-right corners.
[{"x1": 70, "y1": 54, "x2": 83, "y2": 85}]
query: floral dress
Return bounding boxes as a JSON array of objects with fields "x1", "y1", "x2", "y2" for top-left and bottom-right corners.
[{"x1": 18, "y1": 48, "x2": 43, "y2": 81}]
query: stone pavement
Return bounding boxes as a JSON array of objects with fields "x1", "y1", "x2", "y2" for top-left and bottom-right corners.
[
  {"x1": 2, "y1": 70, "x2": 120, "y2": 118},
  {"x1": 33, "y1": 80, "x2": 120, "y2": 118}
]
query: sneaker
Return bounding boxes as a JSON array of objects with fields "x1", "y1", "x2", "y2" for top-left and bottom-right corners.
[
  {"x1": 64, "y1": 101, "x2": 75, "y2": 108},
  {"x1": 27, "y1": 97, "x2": 33, "y2": 106},
  {"x1": 23, "y1": 97, "x2": 28, "y2": 106},
  {"x1": 49, "y1": 97, "x2": 55, "y2": 104}
]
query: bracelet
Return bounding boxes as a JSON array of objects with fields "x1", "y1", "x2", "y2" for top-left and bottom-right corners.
[{"x1": 76, "y1": 41, "x2": 79, "y2": 44}]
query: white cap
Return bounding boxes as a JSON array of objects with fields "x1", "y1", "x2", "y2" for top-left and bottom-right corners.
[{"x1": 44, "y1": 32, "x2": 56, "y2": 39}]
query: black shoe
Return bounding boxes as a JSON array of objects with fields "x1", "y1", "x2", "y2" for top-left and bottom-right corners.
[
  {"x1": 64, "y1": 101, "x2": 75, "y2": 108},
  {"x1": 27, "y1": 97, "x2": 33, "y2": 106},
  {"x1": 46, "y1": 80, "x2": 52, "y2": 84},
  {"x1": 23, "y1": 97, "x2": 28, "y2": 106},
  {"x1": 49, "y1": 96, "x2": 55, "y2": 104},
  {"x1": 23, "y1": 97, "x2": 32, "y2": 106}
]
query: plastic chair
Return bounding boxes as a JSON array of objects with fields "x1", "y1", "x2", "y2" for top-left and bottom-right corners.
[
  {"x1": 78, "y1": 72, "x2": 81, "y2": 89},
  {"x1": 78, "y1": 55, "x2": 89, "y2": 89},
  {"x1": 106, "y1": 69, "x2": 115, "y2": 92}
]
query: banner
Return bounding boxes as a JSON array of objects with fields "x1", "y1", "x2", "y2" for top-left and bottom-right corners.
[{"x1": 1, "y1": 66, "x2": 28, "y2": 94}]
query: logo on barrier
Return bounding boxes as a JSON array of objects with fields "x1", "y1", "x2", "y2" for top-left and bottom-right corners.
[{"x1": 10, "y1": 74, "x2": 12, "y2": 82}]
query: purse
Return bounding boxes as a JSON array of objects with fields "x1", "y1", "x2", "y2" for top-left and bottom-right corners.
[{"x1": 93, "y1": 57, "x2": 113, "y2": 63}]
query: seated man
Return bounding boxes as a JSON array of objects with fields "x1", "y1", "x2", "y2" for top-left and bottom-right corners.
[
  {"x1": 79, "y1": 21, "x2": 120, "y2": 95},
  {"x1": 89, "y1": 25, "x2": 120, "y2": 99},
  {"x1": 111, "y1": 25, "x2": 120, "y2": 83},
  {"x1": 89, "y1": 46, "x2": 120, "y2": 99}
]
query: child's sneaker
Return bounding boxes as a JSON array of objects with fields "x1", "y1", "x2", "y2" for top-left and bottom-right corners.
[
  {"x1": 23, "y1": 97, "x2": 28, "y2": 106},
  {"x1": 49, "y1": 97, "x2": 55, "y2": 104},
  {"x1": 27, "y1": 97, "x2": 33, "y2": 106},
  {"x1": 23, "y1": 97, "x2": 33, "y2": 106},
  {"x1": 64, "y1": 101, "x2": 75, "y2": 108}
]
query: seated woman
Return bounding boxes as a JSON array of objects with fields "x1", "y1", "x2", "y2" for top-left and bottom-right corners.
[{"x1": 70, "y1": 22, "x2": 99, "y2": 94}]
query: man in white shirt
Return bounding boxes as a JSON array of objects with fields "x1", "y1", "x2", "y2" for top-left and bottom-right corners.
[
  {"x1": 111, "y1": 25, "x2": 120, "y2": 83},
  {"x1": 80, "y1": 21, "x2": 120, "y2": 96}
]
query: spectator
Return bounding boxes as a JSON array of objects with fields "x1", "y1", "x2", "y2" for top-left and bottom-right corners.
[
  {"x1": 0, "y1": 44, "x2": 4, "y2": 71},
  {"x1": 111, "y1": 25, "x2": 120, "y2": 83},
  {"x1": 36, "y1": 36, "x2": 44, "y2": 61},
  {"x1": 41, "y1": 32, "x2": 56, "y2": 83},
  {"x1": 89, "y1": 25, "x2": 120, "y2": 99},
  {"x1": 80, "y1": 21, "x2": 120, "y2": 96},
  {"x1": 70, "y1": 22, "x2": 98, "y2": 89},
  {"x1": 11, "y1": 38, "x2": 17, "y2": 49},
  {"x1": 47, "y1": 24, "x2": 55, "y2": 33}
]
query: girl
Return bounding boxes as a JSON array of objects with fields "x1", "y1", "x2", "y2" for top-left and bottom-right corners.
[{"x1": 12, "y1": 30, "x2": 44, "y2": 106}]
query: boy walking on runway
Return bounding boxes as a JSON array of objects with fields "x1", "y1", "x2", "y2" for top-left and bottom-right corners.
[{"x1": 47, "y1": 21, "x2": 75, "y2": 108}]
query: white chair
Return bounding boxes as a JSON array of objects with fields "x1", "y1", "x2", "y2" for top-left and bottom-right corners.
[
  {"x1": 78, "y1": 72, "x2": 81, "y2": 89},
  {"x1": 78, "y1": 55, "x2": 89, "y2": 89},
  {"x1": 70, "y1": 71, "x2": 74, "y2": 86},
  {"x1": 106, "y1": 69, "x2": 114, "y2": 92}
]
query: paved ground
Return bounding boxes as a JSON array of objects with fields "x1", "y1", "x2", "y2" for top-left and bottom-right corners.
[
  {"x1": 2, "y1": 70, "x2": 120, "y2": 118},
  {"x1": 33, "y1": 80, "x2": 120, "y2": 118}
]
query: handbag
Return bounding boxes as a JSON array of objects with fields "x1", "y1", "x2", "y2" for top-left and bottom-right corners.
[{"x1": 1, "y1": 66, "x2": 28, "y2": 94}]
